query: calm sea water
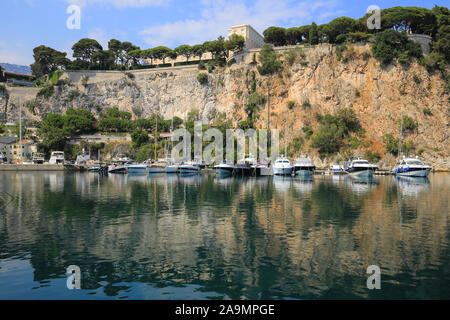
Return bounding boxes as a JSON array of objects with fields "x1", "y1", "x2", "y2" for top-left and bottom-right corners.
[{"x1": 0, "y1": 172, "x2": 449, "y2": 300}]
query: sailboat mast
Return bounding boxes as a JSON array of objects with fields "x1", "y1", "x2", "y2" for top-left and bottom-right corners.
[
  {"x1": 19, "y1": 97, "x2": 22, "y2": 164},
  {"x1": 285, "y1": 103, "x2": 287, "y2": 156},
  {"x1": 398, "y1": 113, "x2": 403, "y2": 159},
  {"x1": 154, "y1": 115, "x2": 158, "y2": 162}
]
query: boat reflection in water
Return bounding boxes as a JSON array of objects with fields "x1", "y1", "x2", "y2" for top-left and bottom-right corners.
[
  {"x1": 395, "y1": 175, "x2": 430, "y2": 198},
  {"x1": 292, "y1": 176, "x2": 314, "y2": 194}
]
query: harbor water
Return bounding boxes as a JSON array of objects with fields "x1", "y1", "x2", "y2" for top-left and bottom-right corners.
[{"x1": 0, "y1": 172, "x2": 449, "y2": 299}]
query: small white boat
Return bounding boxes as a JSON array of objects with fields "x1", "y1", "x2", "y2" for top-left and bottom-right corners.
[
  {"x1": 344, "y1": 159, "x2": 378, "y2": 178},
  {"x1": 75, "y1": 149, "x2": 90, "y2": 166},
  {"x1": 214, "y1": 160, "x2": 235, "y2": 176},
  {"x1": 330, "y1": 164, "x2": 344, "y2": 174},
  {"x1": 32, "y1": 153, "x2": 45, "y2": 164},
  {"x1": 273, "y1": 156, "x2": 293, "y2": 176},
  {"x1": 393, "y1": 156, "x2": 432, "y2": 177},
  {"x1": 49, "y1": 151, "x2": 65, "y2": 165},
  {"x1": 293, "y1": 155, "x2": 316, "y2": 177}
]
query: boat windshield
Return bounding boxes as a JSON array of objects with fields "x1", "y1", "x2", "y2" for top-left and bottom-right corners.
[
  {"x1": 406, "y1": 160, "x2": 424, "y2": 165},
  {"x1": 353, "y1": 160, "x2": 369, "y2": 165}
]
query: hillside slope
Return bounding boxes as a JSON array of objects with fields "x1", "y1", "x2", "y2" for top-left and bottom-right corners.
[{"x1": 1, "y1": 44, "x2": 449, "y2": 169}]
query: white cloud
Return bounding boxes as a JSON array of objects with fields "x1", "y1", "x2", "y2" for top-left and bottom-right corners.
[
  {"x1": 64, "y1": 0, "x2": 167, "y2": 8},
  {"x1": 139, "y1": 0, "x2": 342, "y2": 48},
  {"x1": 88, "y1": 27, "x2": 109, "y2": 49}
]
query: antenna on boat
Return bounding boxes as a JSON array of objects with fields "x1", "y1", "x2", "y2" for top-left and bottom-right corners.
[
  {"x1": 398, "y1": 112, "x2": 403, "y2": 160},
  {"x1": 285, "y1": 102, "x2": 287, "y2": 158},
  {"x1": 19, "y1": 97, "x2": 22, "y2": 164}
]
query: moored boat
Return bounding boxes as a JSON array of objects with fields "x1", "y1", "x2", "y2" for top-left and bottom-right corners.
[
  {"x1": 344, "y1": 158, "x2": 378, "y2": 178},
  {"x1": 273, "y1": 156, "x2": 293, "y2": 176},
  {"x1": 214, "y1": 160, "x2": 235, "y2": 176},
  {"x1": 235, "y1": 154, "x2": 257, "y2": 176},
  {"x1": 127, "y1": 163, "x2": 148, "y2": 174},
  {"x1": 49, "y1": 151, "x2": 65, "y2": 165},
  {"x1": 179, "y1": 161, "x2": 201, "y2": 174},
  {"x1": 393, "y1": 156, "x2": 432, "y2": 177},
  {"x1": 32, "y1": 153, "x2": 45, "y2": 164},
  {"x1": 148, "y1": 158, "x2": 168, "y2": 173},
  {"x1": 293, "y1": 155, "x2": 315, "y2": 177}
]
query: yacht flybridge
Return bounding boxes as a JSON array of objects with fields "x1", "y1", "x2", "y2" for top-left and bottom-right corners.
[{"x1": 393, "y1": 156, "x2": 432, "y2": 177}]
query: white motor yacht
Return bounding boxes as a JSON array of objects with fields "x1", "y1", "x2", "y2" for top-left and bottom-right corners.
[
  {"x1": 179, "y1": 161, "x2": 201, "y2": 174},
  {"x1": 344, "y1": 158, "x2": 378, "y2": 178},
  {"x1": 393, "y1": 156, "x2": 432, "y2": 177},
  {"x1": 32, "y1": 153, "x2": 45, "y2": 164},
  {"x1": 214, "y1": 160, "x2": 235, "y2": 176},
  {"x1": 49, "y1": 151, "x2": 65, "y2": 165},
  {"x1": 293, "y1": 155, "x2": 316, "y2": 177},
  {"x1": 273, "y1": 156, "x2": 293, "y2": 176}
]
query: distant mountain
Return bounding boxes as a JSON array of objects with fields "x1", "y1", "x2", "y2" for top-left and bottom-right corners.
[{"x1": 0, "y1": 63, "x2": 31, "y2": 75}]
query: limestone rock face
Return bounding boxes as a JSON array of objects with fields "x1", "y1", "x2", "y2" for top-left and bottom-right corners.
[{"x1": 2, "y1": 44, "x2": 449, "y2": 169}]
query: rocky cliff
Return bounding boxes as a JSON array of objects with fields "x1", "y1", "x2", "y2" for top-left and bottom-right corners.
[{"x1": 1, "y1": 44, "x2": 449, "y2": 169}]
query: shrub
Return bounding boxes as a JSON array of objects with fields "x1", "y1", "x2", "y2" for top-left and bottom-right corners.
[
  {"x1": 372, "y1": 30, "x2": 423, "y2": 66},
  {"x1": 311, "y1": 108, "x2": 360, "y2": 156},
  {"x1": 197, "y1": 73, "x2": 208, "y2": 85},
  {"x1": 125, "y1": 72, "x2": 135, "y2": 80},
  {"x1": 287, "y1": 101, "x2": 295, "y2": 110},
  {"x1": 66, "y1": 89, "x2": 81, "y2": 102},
  {"x1": 81, "y1": 75, "x2": 90, "y2": 87},
  {"x1": 401, "y1": 115, "x2": 417, "y2": 132},
  {"x1": 131, "y1": 129, "x2": 149, "y2": 148},
  {"x1": 227, "y1": 58, "x2": 236, "y2": 67},
  {"x1": 288, "y1": 136, "x2": 304, "y2": 157},
  {"x1": 49, "y1": 70, "x2": 64, "y2": 85},
  {"x1": 413, "y1": 73, "x2": 422, "y2": 84},
  {"x1": 238, "y1": 118, "x2": 253, "y2": 130},
  {"x1": 365, "y1": 150, "x2": 381, "y2": 163},
  {"x1": 302, "y1": 100, "x2": 311, "y2": 109},
  {"x1": 302, "y1": 126, "x2": 313, "y2": 139},
  {"x1": 423, "y1": 107, "x2": 432, "y2": 116},
  {"x1": 198, "y1": 61, "x2": 206, "y2": 70},
  {"x1": 37, "y1": 85, "x2": 54, "y2": 99}
]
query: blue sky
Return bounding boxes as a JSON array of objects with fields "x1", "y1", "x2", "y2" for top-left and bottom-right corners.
[{"x1": 0, "y1": 0, "x2": 448, "y2": 66}]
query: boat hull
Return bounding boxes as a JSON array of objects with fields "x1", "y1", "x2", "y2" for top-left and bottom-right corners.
[
  {"x1": 347, "y1": 169, "x2": 374, "y2": 178},
  {"x1": 166, "y1": 165, "x2": 179, "y2": 174},
  {"x1": 273, "y1": 167, "x2": 293, "y2": 176},
  {"x1": 127, "y1": 165, "x2": 147, "y2": 174},
  {"x1": 395, "y1": 168, "x2": 431, "y2": 177},
  {"x1": 294, "y1": 169, "x2": 314, "y2": 177},
  {"x1": 108, "y1": 166, "x2": 127, "y2": 174},
  {"x1": 148, "y1": 167, "x2": 166, "y2": 173},
  {"x1": 179, "y1": 165, "x2": 200, "y2": 174}
]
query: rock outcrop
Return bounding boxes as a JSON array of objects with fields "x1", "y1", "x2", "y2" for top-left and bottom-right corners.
[{"x1": 1, "y1": 44, "x2": 449, "y2": 169}]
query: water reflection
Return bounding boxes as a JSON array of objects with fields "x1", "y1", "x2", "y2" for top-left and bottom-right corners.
[{"x1": 0, "y1": 172, "x2": 449, "y2": 300}]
